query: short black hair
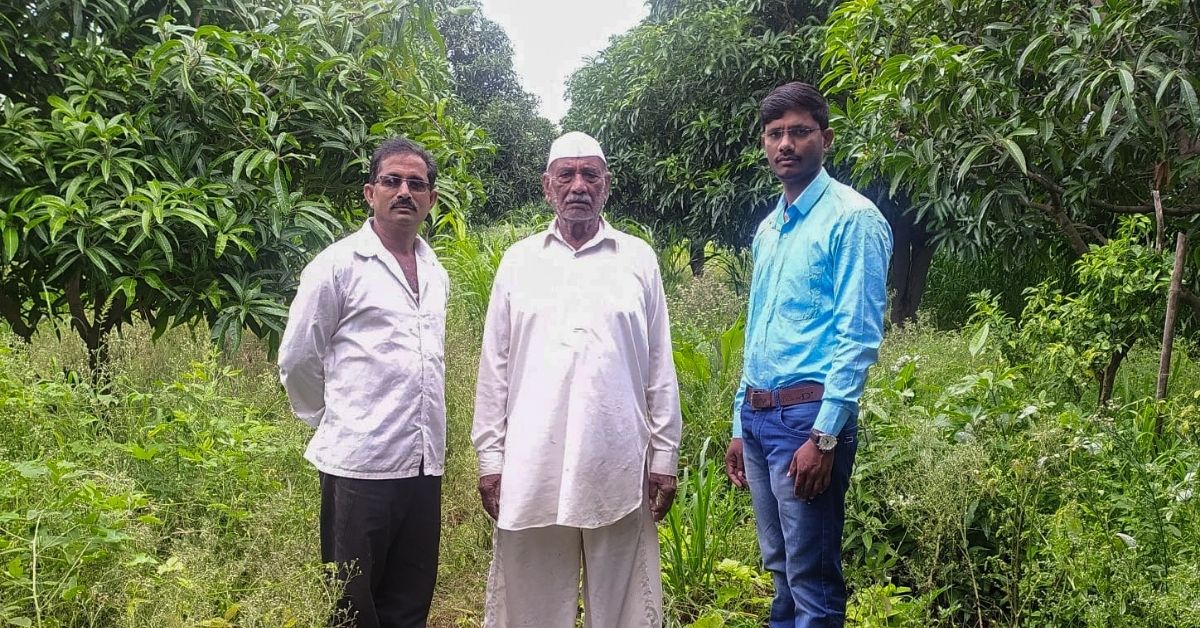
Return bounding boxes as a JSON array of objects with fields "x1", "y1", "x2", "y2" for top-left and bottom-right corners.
[
  {"x1": 368, "y1": 137, "x2": 437, "y2": 187},
  {"x1": 760, "y1": 82, "x2": 830, "y2": 129}
]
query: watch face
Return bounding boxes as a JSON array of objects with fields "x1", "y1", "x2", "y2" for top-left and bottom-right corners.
[{"x1": 818, "y1": 434, "x2": 838, "y2": 451}]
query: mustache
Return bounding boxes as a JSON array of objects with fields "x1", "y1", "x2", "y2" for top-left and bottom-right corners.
[{"x1": 390, "y1": 198, "x2": 417, "y2": 210}]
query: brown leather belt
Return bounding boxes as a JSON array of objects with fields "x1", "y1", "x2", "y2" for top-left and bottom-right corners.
[{"x1": 746, "y1": 382, "x2": 824, "y2": 410}]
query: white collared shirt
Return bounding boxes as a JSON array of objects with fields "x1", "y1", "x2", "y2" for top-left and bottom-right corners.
[
  {"x1": 278, "y1": 219, "x2": 448, "y2": 479},
  {"x1": 472, "y1": 220, "x2": 682, "y2": 531}
]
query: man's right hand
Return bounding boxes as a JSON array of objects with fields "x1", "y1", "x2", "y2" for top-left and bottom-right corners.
[
  {"x1": 725, "y1": 438, "x2": 746, "y2": 488},
  {"x1": 478, "y1": 474, "x2": 502, "y2": 520}
]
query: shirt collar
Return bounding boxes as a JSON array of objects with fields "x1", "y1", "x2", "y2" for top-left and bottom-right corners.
[
  {"x1": 542, "y1": 217, "x2": 617, "y2": 253},
  {"x1": 353, "y1": 218, "x2": 432, "y2": 262},
  {"x1": 774, "y1": 167, "x2": 832, "y2": 229}
]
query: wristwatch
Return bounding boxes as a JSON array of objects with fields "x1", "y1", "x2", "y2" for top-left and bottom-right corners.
[{"x1": 810, "y1": 429, "x2": 837, "y2": 453}]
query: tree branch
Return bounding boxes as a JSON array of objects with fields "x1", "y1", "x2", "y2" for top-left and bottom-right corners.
[
  {"x1": 1026, "y1": 168, "x2": 1200, "y2": 215},
  {"x1": 1181, "y1": 287, "x2": 1200, "y2": 319},
  {"x1": 1020, "y1": 197, "x2": 1089, "y2": 256}
]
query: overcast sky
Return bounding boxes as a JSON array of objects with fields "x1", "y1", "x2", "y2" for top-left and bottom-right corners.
[{"x1": 478, "y1": 0, "x2": 649, "y2": 124}]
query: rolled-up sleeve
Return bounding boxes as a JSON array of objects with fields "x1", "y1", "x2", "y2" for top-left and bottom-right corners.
[{"x1": 278, "y1": 259, "x2": 341, "y2": 428}]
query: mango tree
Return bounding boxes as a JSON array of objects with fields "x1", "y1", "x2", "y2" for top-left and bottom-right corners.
[
  {"x1": 0, "y1": 0, "x2": 488, "y2": 371},
  {"x1": 823, "y1": 0, "x2": 1200, "y2": 315}
]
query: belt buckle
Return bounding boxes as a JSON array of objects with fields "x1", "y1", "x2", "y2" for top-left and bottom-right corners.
[{"x1": 748, "y1": 389, "x2": 773, "y2": 409}]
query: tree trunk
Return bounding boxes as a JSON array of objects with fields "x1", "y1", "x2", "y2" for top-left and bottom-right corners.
[
  {"x1": 1098, "y1": 345, "x2": 1130, "y2": 405},
  {"x1": 65, "y1": 271, "x2": 126, "y2": 386},
  {"x1": 0, "y1": 288, "x2": 35, "y2": 341},
  {"x1": 688, "y1": 240, "x2": 706, "y2": 278},
  {"x1": 879, "y1": 193, "x2": 936, "y2": 326}
]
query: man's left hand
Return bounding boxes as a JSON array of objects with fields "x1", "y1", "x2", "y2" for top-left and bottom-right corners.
[
  {"x1": 648, "y1": 473, "x2": 677, "y2": 521},
  {"x1": 787, "y1": 440, "x2": 834, "y2": 500}
]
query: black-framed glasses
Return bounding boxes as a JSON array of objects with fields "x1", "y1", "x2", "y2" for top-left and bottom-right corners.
[
  {"x1": 762, "y1": 126, "x2": 820, "y2": 144},
  {"x1": 374, "y1": 175, "x2": 431, "y2": 193}
]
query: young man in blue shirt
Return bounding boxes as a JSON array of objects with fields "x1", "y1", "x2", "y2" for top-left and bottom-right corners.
[{"x1": 724, "y1": 82, "x2": 892, "y2": 627}]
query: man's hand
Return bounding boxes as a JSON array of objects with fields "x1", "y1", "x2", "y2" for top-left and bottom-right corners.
[
  {"x1": 648, "y1": 473, "x2": 677, "y2": 522},
  {"x1": 725, "y1": 438, "x2": 747, "y2": 488},
  {"x1": 478, "y1": 474, "x2": 502, "y2": 520},
  {"x1": 787, "y1": 440, "x2": 834, "y2": 500}
]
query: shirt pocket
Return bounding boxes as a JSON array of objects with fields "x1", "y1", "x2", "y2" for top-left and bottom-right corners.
[{"x1": 776, "y1": 265, "x2": 825, "y2": 322}]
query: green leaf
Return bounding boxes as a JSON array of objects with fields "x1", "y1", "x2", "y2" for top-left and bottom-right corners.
[
  {"x1": 956, "y1": 145, "x2": 987, "y2": 184},
  {"x1": 1180, "y1": 78, "x2": 1200, "y2": 122},
  {"x1": 1016, "y1": 33, "x2": 1049, "y2": 74},
  {"x1": 6, "y1": 558, "x2": 24, "y2": 579},
  {"x1": 1155, "y1": 70, "x2": 1178, "y2": 104},
  {"x1": 1100, "y1": 92, "x2": 1119, "y2": 136},
  {"x1": 969, "y1": 323, "x2": 990, "y2": 358},
  {"x1": 2, "y1": 226, "x2": 16, "y2": 261},
  {"x1": 1117, "y1": 67, "x2": 1135, "y2": 97},
  {"x1": 999, "y1": 139, "x2": 1027, "y2": 175}
]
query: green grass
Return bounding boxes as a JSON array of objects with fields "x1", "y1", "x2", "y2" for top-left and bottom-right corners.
[{"x1": 3, "y1": 230, "x2": 1200, "y2": 626}]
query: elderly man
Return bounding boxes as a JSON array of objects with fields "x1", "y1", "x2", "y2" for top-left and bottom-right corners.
[
  {"x1": 278, "y1": 137, "x2": 449, "y2": 628},
  {"x1": 725, "y1": 82, "x2": 892, "y2": 627},
  {"x1": 472, "y1": 131, "x2": 682, "y2": 627}
]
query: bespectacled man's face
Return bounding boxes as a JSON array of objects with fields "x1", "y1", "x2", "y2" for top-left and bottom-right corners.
[
  {"x1": 542, "y1": 156, "x2": 610, "y2": 225},
  {"x1": 364, "y1": 153, "x2": 437, "y2": 232},
  {"x1": 762, "y1": 109, "x2": 833, "y2": 188}
]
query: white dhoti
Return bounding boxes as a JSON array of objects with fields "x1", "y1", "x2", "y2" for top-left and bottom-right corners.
[{"x1": 483, "y1": 505, "x2": 663, "y2": 628}]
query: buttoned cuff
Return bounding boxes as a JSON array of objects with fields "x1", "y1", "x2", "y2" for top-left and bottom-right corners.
[
  {"x1": 478, "y1": 452, "x2": 504, "y2": 476},
  {"x1": 814, "y1": 400, "x2": 853, "y2": 436},
  {"x1": 731, "y1": 411, "x2": 743, "y2": 439},
  {"x1": 648, "y1": 447, "x2": 678, "y2": 476}
]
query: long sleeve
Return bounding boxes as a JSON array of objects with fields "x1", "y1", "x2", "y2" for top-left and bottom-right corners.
[
  {"x1": 472, "y1": 257, "x2": 513, "y2": 477},
  {"x1": 644, "y1": 262, "x2": 682, "y2": 476},
  {"x1": 812, "y1": 208, "x2": 893, "y2": 435},
  {"x1": 278, "y1": 259, "x2": 342, "y2": 428}
]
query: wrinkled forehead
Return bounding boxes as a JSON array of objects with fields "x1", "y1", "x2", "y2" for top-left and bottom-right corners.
[{"x1": 546, "y1": 156, "x2": 608, "y2": 175}]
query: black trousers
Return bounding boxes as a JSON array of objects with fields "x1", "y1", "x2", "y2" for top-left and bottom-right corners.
[{"x1": 319, "y1": 471, "x2": 442, "y2": 628}]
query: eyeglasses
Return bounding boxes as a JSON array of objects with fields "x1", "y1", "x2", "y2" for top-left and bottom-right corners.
[
  {"x1": 762, "y1": 126, "x2": 821, "y2": 144},
  {"x1": 374, "y1": 175, "x2": 431, "y2": 193},
  {"x1": 551, "y1": 168, "x2": 604, "y2": 185}
]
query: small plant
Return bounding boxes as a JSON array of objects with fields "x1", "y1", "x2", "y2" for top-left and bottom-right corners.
[{"x1": 661, "y1": 440, "x2": 763, "y2": 623}]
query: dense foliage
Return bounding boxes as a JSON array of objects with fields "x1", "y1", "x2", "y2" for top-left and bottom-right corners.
[
  {"x1": 823, "y1": 0, "x2": 1200, "y2": 303},
  {"x1": 0, "y1": 0, "x2": 489, "y2": 367},
  {"x1": 4, "y1": 222, "x2": 1198, "y2": 625},
  {"x1": 3, "y1": 1, "x2": 1200, "y2": 626}
]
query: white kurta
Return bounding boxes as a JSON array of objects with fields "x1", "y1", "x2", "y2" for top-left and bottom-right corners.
[
  {"x1": 278, "y1": 220, "x2": 449, "y2": 479},
  {"x1": 472, "y1": 221, "x2": 682, "y2": 531}
]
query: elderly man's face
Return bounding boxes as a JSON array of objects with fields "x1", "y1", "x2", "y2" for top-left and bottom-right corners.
[{"x1": 542, "y1": 156, "x2": 610, "y2": 224}]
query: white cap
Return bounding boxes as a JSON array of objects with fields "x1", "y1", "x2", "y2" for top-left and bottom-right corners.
[{"x1": 546, "y1": 131, "x2": 606, "y2": 168}]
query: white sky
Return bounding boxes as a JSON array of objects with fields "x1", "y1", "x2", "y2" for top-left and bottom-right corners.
[{"x1": 478, "y1": 0, "x2": 649, "y2": 124}]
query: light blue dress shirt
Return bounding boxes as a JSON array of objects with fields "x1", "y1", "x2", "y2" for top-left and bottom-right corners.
[{"x1": 732, "y1": 168, "x2": 893, "y2": 438}]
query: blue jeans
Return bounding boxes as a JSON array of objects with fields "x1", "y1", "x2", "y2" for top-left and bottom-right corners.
[{"x1": 742, "y1": 400, "x2": 858, "y2": 628}]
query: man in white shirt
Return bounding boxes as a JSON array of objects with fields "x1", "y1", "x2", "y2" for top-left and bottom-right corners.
[
  {"x1": 278, "y1": 137, "x2": 449, "y2": 628},
  {"x1": 472, "y1": 131, "x2": 683, "y2": 627}
]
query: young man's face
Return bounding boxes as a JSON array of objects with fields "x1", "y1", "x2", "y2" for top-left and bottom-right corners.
[{"x1": 762, "y1": 108, "x2": 834, "y2": 188}]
